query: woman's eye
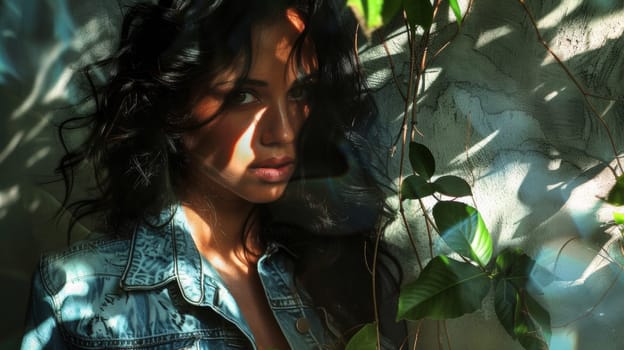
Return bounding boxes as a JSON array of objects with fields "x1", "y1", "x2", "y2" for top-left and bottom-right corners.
[
  {"x1": 288, "y1": 85, "x2": 308, "y2": 101},
  {"x1": 227, "y1": 91, "x2": 259, "y2": 106}
]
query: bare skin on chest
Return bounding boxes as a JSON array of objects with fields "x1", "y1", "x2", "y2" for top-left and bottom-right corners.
[{"x1": 183, "y1": 204, "x2": 291, "y2": 350}]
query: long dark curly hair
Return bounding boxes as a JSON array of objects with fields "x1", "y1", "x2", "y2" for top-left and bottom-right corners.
[{"x1": 57, "y1": 0, "x2": 403, "y2": 345}]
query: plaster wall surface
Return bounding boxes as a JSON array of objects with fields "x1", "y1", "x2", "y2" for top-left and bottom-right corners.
[{"x1": 362, "y1": 0, "x2": 624, "y2": 348}]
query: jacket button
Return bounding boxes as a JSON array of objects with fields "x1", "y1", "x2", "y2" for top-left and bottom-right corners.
[{"x1": 295, "y1": 317, "x2": 310, "y2": 333}]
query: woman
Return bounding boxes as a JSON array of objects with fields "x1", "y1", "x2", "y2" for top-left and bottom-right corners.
[{"x1": 22, "y1": 0, "x2": 403, "y2": 349}]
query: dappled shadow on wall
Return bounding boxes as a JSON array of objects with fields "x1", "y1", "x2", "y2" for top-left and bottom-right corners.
[
  {"x1": 359, "y1": 0, "x2": 624, "y2": 348},
  {"x1": 0, "y1": 0, "x2": 124, "y2": 347}
]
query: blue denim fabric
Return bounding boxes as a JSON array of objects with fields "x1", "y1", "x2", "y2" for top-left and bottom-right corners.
[{"x1": 21, "y1": 206, "x2": 341, "y2": 349}]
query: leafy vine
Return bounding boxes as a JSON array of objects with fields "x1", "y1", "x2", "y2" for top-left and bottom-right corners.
[{"x1": 344, "y1": 0, "x2": 624, "y2": 349}]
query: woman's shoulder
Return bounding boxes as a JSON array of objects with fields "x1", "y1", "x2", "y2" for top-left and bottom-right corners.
[{"x1": 37, "y1": 234, "x2": 132, "y2": 295}]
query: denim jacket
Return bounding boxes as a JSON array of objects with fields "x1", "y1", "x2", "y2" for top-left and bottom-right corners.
[{"x1": 21, "y1": 206, "x2": 341, "y2": 349}]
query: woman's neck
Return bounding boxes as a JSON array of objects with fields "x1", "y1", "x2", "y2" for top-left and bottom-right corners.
[{"x1": 180, "y1": 189, "x2": 263, "y2": 276}]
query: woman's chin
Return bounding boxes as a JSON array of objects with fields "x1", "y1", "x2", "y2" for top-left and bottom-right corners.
[{"x1": 244, "y1": 185, "x2": 289, "y2": 204}]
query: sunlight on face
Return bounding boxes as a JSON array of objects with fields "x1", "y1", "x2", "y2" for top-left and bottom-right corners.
[{"x1": 184, "y1": 8, "x2": 317, "y2": 204}]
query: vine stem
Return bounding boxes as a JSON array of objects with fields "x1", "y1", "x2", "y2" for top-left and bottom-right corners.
[
  {"x1": 516, "y1": 0, "x2": 623, "y2": 174},
  {"x1": 444, "y1": 320, "x2": 453, "y2": 350},
  {"x1": 430, "y1": 0, "x2": 475, "y2": 64},
  {"x1": 396, "y1": 8, "x2": 424, "y2": 271},
  {"x1": 412, "y1": 319, "x2": 424, "y2": 350},
  {"x1": 370, "y1": 226, "x2": 383, "y2": 350},
  {"x1": 382, "y1": 40, "x2": 408, "y2": 102},
  {"x1": 355, "y1": 24, "x2": 383, "y2": 350}
]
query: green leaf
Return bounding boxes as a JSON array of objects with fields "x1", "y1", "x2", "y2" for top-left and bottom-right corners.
[
  {"x1": 409, "y1": 142, "x2": 435, "y2": 180},
  {"x1": 401, "y1": 174, "x2": 435, "y2": 200},
  {"x1": 448, "y1": 0, "x2": 463, "y2": 26},
  {"x1": 381, "y1": 0, "x2": 403, "y2": 25},
  {"x1": 522, "y1": 292, "x2": 551, "y2": 345},
  {"x1": 494, "y1": 279, "x2": 517, "y2": 337},
  {"x1": 433, "y1": 201, "x2": 493, "y2": 266},
  {"x1": 347, "y1": 0, "x2": 385, "y2": 31},
  {"x1": 397, "y1": 256, "x2": 490, "y2": 320},
  {"x1": 606, "y1": 174, "x2": 624, "y2": 206},
  {"x1": 433, "y1": 175, "x2": 472, "y2": 197},
  {"x1": 614, "y1": 211, "x2": 624, "y2": 225},
  {"x1": 495, "y1": 248, "x2": 554, "y2": 288},
  {"x1": 345, "y1": 322, "x2": 378, "y2": 350},
  {"x1": 403, "y1": 0, "x2": 434, "y2": 30},
  {"x1": 495, "y1": 280, "x2": 550, "y2": 350}
]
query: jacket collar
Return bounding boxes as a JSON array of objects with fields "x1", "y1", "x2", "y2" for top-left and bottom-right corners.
[{"x1": 120, "y1": 205, "x2": 210, "y2": 305}]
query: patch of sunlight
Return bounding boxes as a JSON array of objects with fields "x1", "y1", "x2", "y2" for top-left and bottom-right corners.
[
  {"x1": 588, "y1": 9, "x2": 624, "y2": 41},
  {"x1": 547, "y1": 159, "x2": 562, "y2": 171},
  {"x1": 28, "y1": 198, "x2": 41, "y2": 212},
  {"x1": 449, "y1": 130, "x2": 499, "y2": 165},
  {"x1": 535, "y1": 245, "x2": 589, "y2": 282},
  {"x1": 366, "y1": 66, "x2": 392, "y2": 90},
  {"x1": 0, "y1": 131, "x2": 23, "y2": 163},
  {"x1": 540, "y1": 7, "x2": 624, "y2": 67},
  {"x1": 550, "y1": 329, "x2": 578, "y2": 350},
  {"x1": 22, "y1": 317, "x2": 56, "y2": 348},
  {"x1": 107, "y1": 314, "x2": 127, "y2": 330},
  {"x1": 61, "y1": 262, "x2": 95, "y2": 285},
  {"x1": 532, "y1": 82, "x2": 546, "y2": 93},
  {"x1": 567, "y1": 195, "x2": 602, "y2": 239},
  {"x1": 537, "y1": 0, "x2": 583, "y2": 30},
  {"x1": 475, "y1": 25, "x2": 513, "y2": 49},
  {"x1": 544, "y1": 90, "x2": 558, "y2": 102},
  {"x1": 419, "y1": 68, "x2": 442, "y2": 95},
  {"x1": 216, "y1": 286, "x2": 242, "y2": 318},
  {"x1": 43, "y1": 67, "x2": 74, "y2": 103},
  {"x1": 359, "y1": 25, "x2": 408, "y2": 63},
  {"x1": 11, "y1": 42, "x2": 68, "y2": 120},
  {"x1": 576, "y1": 247, "x2": 613, "y2": 285},
  {"x1": 600, "y1": 100, "x2": 615, "y2": 118},
  {"x1": 547, "y1": 181, "x2": 565, "y2": 190},
  {"x1": 0, "y1": 185, "x2": 20, "y2": 208},
  {"x1": 26, "y1": 146, "x2": 51, "y2": 168},
  {"x1": 61, "y1": 297, "x2": 95, "y2": 320}
]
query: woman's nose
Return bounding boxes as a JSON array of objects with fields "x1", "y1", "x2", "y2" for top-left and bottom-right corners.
[{"x1": 260, "y1": 99, "x2": 297, "y2": 146}]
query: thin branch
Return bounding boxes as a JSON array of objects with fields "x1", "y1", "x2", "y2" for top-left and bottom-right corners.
[
  {"x1": 444, "y1": 320, "x2": 453, "y2": 350},
  {"x1": 430, "y1": 0, "x2": 475, "y2": 64},
  {"x1": 397, "y1": 9, "x2": 424, "y2": 271},
  {"x1": 369, "y1": 228, "x2": 383, "y2": 350},
  {"x1": 436, "y1": 321, "x2": 443, "y2": 350},
  {"x1": 383, "y1": 40, "x2": 408, "y2": 102}
]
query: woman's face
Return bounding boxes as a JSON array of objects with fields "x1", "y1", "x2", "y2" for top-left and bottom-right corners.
[{"x1": 184, "y1": 9, "x2": 316, "y2": 204}]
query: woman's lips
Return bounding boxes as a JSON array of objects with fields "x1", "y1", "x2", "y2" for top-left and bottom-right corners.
[{"x1": 249, "y1": 158, "x2": 295, "y2": 183}]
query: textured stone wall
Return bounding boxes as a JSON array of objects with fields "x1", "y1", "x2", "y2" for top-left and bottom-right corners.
[
  {"x1": 1, "y1": 0, "x2": 622, "y2": 349},
  {"x1": 363, "y1": 0, "x2": 624, "y2": 349}
]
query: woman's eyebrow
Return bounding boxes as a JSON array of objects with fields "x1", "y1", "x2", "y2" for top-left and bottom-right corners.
[
  {"x1": 238, "y1": 78, "x2": 268, "y2": 87},
  {"x1": 294, "y1": 72, "x2": 318, "y2": 84},
  {"x1": 209, "y1": 78, "x2": 266, "y2": 91},
  {"x1": 217, "y1": 73, "x2": 317, "y2": 89}
]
